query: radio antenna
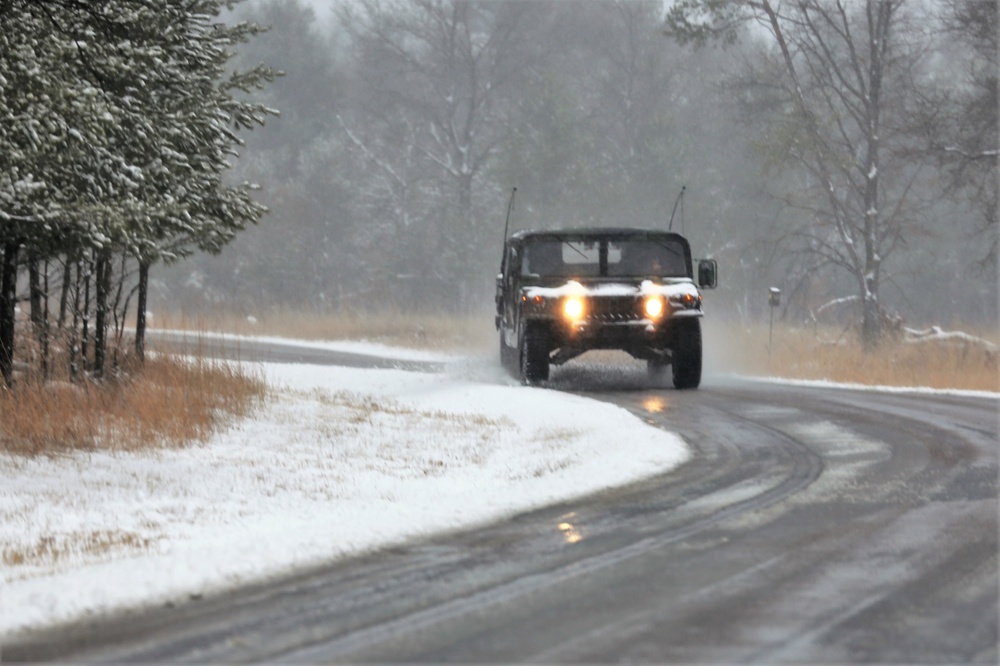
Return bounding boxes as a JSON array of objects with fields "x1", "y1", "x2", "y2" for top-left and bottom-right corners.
[
  {"x1": 668, "y1": 185, "x2": 686, "y2": 232},
  {"x1": 503, "y1": 187, "x2": 516, "y2": 242},
  {"x1": 500, "y1": 187, "x2": 516, "y2": 271}
]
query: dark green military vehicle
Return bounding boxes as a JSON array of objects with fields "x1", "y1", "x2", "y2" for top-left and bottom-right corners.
[{"x1": 495, "y1": 228, "x2": 717, "y2": 388}]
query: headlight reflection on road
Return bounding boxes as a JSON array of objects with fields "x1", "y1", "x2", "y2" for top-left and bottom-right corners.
[
  {"x1": 642, "y1": 396, "x2": 668, "y2": 414},
  {"x1": 557, "y1": 512, "x2": 584, "y2": 544}
]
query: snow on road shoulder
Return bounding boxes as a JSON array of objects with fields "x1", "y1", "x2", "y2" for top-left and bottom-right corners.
[
  {"x1": 0, "y1": 357, "x2": 689, "y2": 640},
  {"x1": 749, "y1": 375, "x2": 1000, "y2": 399},
  {"x1": 155, "y1": 328, "x2": 458, "y2": 363}
]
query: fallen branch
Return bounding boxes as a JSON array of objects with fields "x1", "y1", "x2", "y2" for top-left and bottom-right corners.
[{"x1": 903, "y1": 326, "x2": 999, "y2": 355}]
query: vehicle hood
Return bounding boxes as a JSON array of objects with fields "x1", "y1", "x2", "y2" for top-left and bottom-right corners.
[{"x1": 523, "y1": 278, "x2": 700, "y2": 300}]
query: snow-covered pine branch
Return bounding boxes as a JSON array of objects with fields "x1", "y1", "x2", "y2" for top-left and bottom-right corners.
[{"x1": 0, "y1": 0, "x2": 277, "y2": 382}]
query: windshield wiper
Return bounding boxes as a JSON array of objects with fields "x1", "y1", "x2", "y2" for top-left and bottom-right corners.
[
  {"x1": 652, "y1": 239, "x2": 684, "y2": 259},
  {"x1": 562, "y1": 241, "x2": 589, "y2": 260}
]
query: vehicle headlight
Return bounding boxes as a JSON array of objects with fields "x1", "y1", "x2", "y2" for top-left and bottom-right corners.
[
  {"x1": 644, "y1": 296, "x2": 665, "y2": 319},
  {"x1": 563, "y1": 297, "x2": 585, "y2": 321}
]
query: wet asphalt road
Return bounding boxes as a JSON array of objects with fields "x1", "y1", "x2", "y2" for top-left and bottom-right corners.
[{"x1": 5, "y1": 336, "x2": 998, "y2": 663}]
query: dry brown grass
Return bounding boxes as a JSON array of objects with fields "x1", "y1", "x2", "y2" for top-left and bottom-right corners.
[
  {"x1": 709, "y1": 322, "x2": 1000, "y2": 392},
  {"x1": 151, "y1": 308, "x2": 998, "y2": 392},
  {"x1": 152, "y1": 307, "x2": 497, "y2": 352},
  {"x1": 0, "y1": 355, "x2": 266, "y2": 456},
  {"x1": 3, "y1": 530, "x2": 157, "y2": 568}
]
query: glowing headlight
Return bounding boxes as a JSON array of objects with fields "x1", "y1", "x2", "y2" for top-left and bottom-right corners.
[
  {"x1": 563, "y1": 297, "x2": 585, "y2": 320},
  {"x1": 644, "y1": 296, "x2": 665, "y2": 319}
]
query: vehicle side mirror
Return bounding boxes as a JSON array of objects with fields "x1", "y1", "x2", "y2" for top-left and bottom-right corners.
[{"x1": 698, "y1": 259, "x2": 718, "y2": 289}]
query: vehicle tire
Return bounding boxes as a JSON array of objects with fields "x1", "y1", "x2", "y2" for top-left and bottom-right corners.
[
  {"x1": 671, "y1": 319, "x2": 702, "y2": 390},
  {"x1": 519, "y1": 324, "x2": 550, "y2": 384}
]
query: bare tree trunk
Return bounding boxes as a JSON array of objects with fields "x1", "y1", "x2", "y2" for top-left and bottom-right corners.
[
  {"x1": 41, "y1": 259, "x2": 50, "y2": 380},
  {"x1": 69, "y1": 261, "x2": 82, "y2": 383},
  {"x1": 860, "y1": 0, "x2": 892, "y2": 348},
  {"x1": 109, "y1": 253, "x2": 130, "y2": 371},
  {"x1": 0, "y1": 241, "x2": 19, "y2": 388},
  {"x1": 81, "y1": 257, "x2": 92, "y2": 376},
  {"x1": 93, "y1": 250, "x2": 111, "y2": 379},
  {"x1": 28, "y1": 252, "x2": 44, "y2": 341},
  {"x1": 58, "y1": 258, "x2": 71, "y2": 328},
  {"x1": 135, "y1": 260, "x2": 149, "y2": 364}
]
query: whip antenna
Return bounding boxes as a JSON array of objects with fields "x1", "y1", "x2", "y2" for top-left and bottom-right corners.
[
  {"x1": 502, "y1": 187, "x2": 516, "y2": 242},
  {"x1": 668, "y1": 185, "x2": 686, "y2": 232},
  {"x1": 500, "y1": 187, "x2": 516, "y2": 271}
]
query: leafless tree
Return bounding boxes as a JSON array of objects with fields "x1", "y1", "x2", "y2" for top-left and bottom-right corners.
[
  {"x1": 668, "y1": 0, "x2": 933, "y2": 347},
  {"x1": 925, "y1": 0, "x2": 998, "y2": 268},
  {"x1": 338, "y1": 0, "x2": 549, "y2": 304}
]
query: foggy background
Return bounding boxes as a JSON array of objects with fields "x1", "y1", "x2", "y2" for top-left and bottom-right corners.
[{"x1": 153, "y1": 0, "x2": 997, "y2": 331}]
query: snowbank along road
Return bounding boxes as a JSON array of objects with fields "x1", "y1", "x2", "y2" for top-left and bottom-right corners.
[{"x1": 5, "y1": 333, "x2": 998, "y2": 663}]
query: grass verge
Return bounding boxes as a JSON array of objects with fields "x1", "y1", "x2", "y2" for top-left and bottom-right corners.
[
  {"x1": 709, "y1": 322, "x2": 999, "y2": 392},
  {"x1": 0, "y1": 355, "x2": 266, "y2": 456},
  {"x1": 152, "y1": 308, "x2": 997, "y2": 392}
]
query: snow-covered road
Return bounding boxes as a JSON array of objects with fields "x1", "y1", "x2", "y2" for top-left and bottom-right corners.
[{"x1": 0, "y1": 345, "x2": 689, "y2": 639}]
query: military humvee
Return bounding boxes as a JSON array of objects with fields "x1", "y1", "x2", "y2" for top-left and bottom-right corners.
[{"x1": 495, "y1": 228, "x2": 717, "y2": 388}]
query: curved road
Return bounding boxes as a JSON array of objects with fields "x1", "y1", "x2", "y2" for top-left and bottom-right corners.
[{"x1": 6, "y1": 336, "x2": 998, "y2": 663}]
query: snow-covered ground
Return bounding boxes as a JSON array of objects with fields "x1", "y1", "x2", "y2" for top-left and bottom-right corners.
[
  {"x1": 0, "y1": 344, "x2": 690, "y2": 640},
  {"x1": 752, "y1": 375, "x2": 1000, "y2": 400}
]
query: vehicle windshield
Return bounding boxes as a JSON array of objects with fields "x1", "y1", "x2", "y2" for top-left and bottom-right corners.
[{"x1": 520, "y1": 238, "x2": 688, "y2": 278}]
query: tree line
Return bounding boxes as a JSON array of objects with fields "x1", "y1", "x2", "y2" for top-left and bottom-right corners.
[
  {"x1": 167, "y1": 0, "x2": 994, "y2": 342},
  {"x1": 1, "y1": 0, "x2": 994, "y2": 386},
  {"x1": 667, "y1": 0, "x2": 997, "y2": 345},
  {"x1": 0, "y1": 0, "x2": 276, "y2": 387}
]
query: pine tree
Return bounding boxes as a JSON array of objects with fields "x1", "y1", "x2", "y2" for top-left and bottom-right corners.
[{"x1": 0, "y1": 0, "x2": 276, "y2": 384}]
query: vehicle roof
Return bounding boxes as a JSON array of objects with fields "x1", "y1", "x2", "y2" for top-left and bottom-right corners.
[{"x1": 508, "y1": 227, "x2": 690, "y2": 243}]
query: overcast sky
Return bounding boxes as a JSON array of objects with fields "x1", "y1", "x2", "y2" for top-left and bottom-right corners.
[{"x1": 299, "y1": 0, "x2": 341, "y2": 21}]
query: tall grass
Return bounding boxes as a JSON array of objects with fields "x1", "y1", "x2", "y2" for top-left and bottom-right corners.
[
  {"x1": 152, "y1": 308, "x2": 998, "y2": 392},
  {"x1": 0, "y1": 355, "x2": 266, "y2": 456},
  {"x1": 708, "y1": 322, "x2": 999, "y2": 392}
]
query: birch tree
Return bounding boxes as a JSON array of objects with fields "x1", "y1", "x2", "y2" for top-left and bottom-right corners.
[{"x1": 667, "y1": 0, "x2": 929, "y2": 346}]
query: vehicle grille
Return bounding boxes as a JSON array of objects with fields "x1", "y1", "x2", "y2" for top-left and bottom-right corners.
[{"x1": 587, "y1": 296, "x2": 642, "y2": 322}]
